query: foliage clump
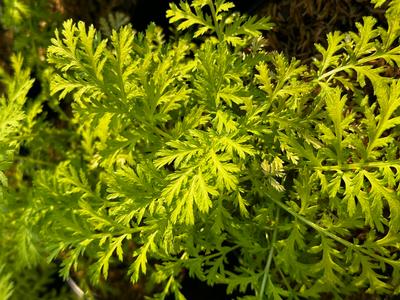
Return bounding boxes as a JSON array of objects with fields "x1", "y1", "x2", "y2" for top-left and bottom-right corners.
[{"x1": 2, "y1": 0, "x2": 400, "y2": 299}]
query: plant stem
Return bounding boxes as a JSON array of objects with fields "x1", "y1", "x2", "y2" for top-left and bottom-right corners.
[
  {"x1": 314, "y1": 160, "x2": 400, "y2": 171},
  {"x1": 208, "y1": 0, "x2": 222, "y2": 40},
  {"x1": 15, "y1": 155, "x2": 55, "y2": 166},
  {"x1": 317, "y1": 65, "x2": 353, "y2": 82},
  {"x1": 258, "y1": 207, "x2": 280, "y2": 300},
  {"x1": 267, "y1": 192, "x2": 400, "y2": 267}
]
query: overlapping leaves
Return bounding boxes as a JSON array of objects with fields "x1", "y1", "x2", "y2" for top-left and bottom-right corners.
[{"x1": 40, "y1": 0, "x2": 400, "y2": 299}]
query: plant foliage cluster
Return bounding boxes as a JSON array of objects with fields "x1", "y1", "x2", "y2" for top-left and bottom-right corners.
[{"x1": 2, "y1": 0, "x2": 400, "y2": 299}]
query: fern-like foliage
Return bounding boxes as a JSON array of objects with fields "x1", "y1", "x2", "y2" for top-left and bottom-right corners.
[
  {"x1": 0, "y1": 265, "x2": 13, "y2": 300},
  {"x1": 0, "y1": 54, "x2": 33, "y2": 199},
  {"x1": 0, "y1": 54, "x2": 77, "y2": 300},
  {"x1": 1, "y1": 0, "x2": 396, "y2": 299},
  {"x1": 166, "y1": 0, "x2": 273, "y2": 46}
]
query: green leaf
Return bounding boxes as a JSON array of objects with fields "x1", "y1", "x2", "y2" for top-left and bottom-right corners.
[
  {"x1": 208, "y1": 151, "x2": 239, "y2": 192},
  {"x1": 166, "y1": 2, "x2": 214, "y2": 37},
  {"x1": 367, "y1": 81, "x2": 400, "y2": 154},
  {"x1": 130, "y1": 232, "x2": 158, "y2": 282},
  {"x1": 92, "y1": 234, "x2": 129, "y2": 281},
  {"x1": 0, "y1": 266, "x2": 13, "y2": 300},
  {"x1": 314, "y1": 31, "x2": 345, "y2": 76},
  {"x1": 350, "y1": 17, "x2": 379, "y2": 59},
  {"x1": 191, "y1": 170, "x2": 216, "y2": 213}
]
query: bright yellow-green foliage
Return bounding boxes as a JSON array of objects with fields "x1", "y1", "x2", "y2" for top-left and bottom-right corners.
[
  {"x1": 2, "y1": 0, "x2": 400, "y2": 299},
  {"x1": 0, "y1": 55, "x2": 33, "y2": 198}
]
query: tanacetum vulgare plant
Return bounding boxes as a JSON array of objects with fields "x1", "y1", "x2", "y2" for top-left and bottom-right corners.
[{"x1": 2, "y1": 0, "x2": 400, "y2": 298}]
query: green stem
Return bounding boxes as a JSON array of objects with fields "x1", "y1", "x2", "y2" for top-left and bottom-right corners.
[
  {"x1": 141, "y1": 119, "x2": 173, "y2": 140},
  {"x1": 272, "y1": 198, "x2": 353, "y2": 247},
  {"x1": 267, "y1": 192, "x2": 398, "y2": 267},
  {"x1": 180, "y1": 245, "x2": 240, "y2": 263},
  {"x1": 317, "y1": 65, "x2": 354, "y2": 82},
  {"x1": 258, "y1": 207, "x2": 280, "y2": 300},
  {"x1": 314, "y1": 160, "x2": 400, "y2": 172},
  {"x1": 208, "y1": 0, "x2": 222, "y2": 40},
  {"x1": 15, "y1": 155, "x2": 55, "y2": 166}
]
